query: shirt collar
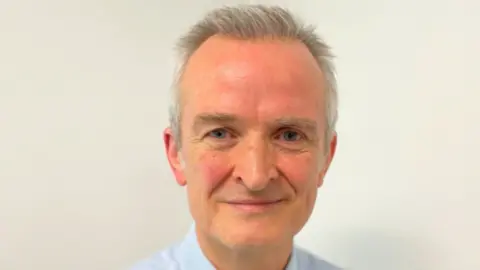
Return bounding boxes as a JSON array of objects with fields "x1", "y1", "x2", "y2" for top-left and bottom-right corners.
[
  {"x1": 178, "y1": 225, "x2": 215, "y2": 270},
  {"x1": 179, "y1": 225, "x2": 299, "y2": 270}
]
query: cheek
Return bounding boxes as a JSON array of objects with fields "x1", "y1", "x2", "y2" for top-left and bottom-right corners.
[
  {"x1": 192, "y1": 151, "x2": 231, "y2": 194},
  {"x1": 278, "y1": 153, "x2": 320, "y2": 192}
]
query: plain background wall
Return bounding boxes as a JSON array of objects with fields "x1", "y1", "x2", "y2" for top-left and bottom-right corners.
[{"x1": 1, "y1": 0, "x2": 479, "y2": 269}]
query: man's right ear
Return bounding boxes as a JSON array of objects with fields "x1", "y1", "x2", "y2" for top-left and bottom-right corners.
[{"x1": 163, "y1": 127, "x2": 187, "y2": 186}]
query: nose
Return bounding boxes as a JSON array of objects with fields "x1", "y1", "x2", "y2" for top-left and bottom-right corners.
[{"x1": 232, "y1": 136, "x2": 279, "y2": 191}]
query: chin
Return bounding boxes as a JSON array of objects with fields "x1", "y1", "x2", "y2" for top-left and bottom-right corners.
[{"x1": 217, "y1": 220, "x2": 287, "y2": 248}]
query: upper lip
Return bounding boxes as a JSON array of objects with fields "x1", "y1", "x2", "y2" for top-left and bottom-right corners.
[{"x1": 226, "y1": 199, "x2": 283, "y2": 205}]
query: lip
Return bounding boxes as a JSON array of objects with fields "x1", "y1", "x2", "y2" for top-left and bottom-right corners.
[{"x1": 225, "y1": 199, "x2": 284, "y2": 213}]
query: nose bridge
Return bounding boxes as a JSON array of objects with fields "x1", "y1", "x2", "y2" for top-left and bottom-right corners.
[{"x1": 233, "y1": 133, "x2": 277, "y2": 190}]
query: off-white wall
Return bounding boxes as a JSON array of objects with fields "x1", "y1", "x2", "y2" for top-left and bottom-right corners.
[{"x1": 1, "y1": 0, "x2": 478, "y2": 269}]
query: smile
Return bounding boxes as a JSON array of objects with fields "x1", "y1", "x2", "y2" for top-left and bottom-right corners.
[{"x1": 225, "y1": 199, "x2": 284, "y2": 213}]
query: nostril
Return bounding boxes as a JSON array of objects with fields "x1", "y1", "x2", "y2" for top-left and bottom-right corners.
[{"x1": 234, "y1": 176, "x2": 243, "y2": 183}]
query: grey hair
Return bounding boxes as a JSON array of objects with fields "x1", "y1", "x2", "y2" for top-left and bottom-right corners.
[{"x1": 169, "y1": 4, "x2": 338, "y2": 150}]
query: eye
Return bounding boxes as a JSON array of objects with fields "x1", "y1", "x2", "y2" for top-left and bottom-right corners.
[
  {"x1": 278, "y1": 129, "x2": 303, "y2": 142},
  {"x1": 206, "y1": 128, "x2": 230, "y2": 139}
]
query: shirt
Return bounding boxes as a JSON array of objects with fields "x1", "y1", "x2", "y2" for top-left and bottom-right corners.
[{"x1": 130, "y1": 226, "x2": 341, "y2": 270}]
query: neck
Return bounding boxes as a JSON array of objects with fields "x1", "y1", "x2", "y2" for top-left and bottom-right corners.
[{"x1": 196, "y1": 226, "x2": 294, "y2": 270}]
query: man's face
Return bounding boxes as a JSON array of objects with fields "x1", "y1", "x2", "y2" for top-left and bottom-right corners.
[{"x1": 165, "y1": 36, "x2": 336, "y2": 248}]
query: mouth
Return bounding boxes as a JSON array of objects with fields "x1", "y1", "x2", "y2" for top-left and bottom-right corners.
[{"x1": 225, "y1": 199, "x2": 284, "y2": 213}]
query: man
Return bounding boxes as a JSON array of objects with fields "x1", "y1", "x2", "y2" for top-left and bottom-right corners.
[{"x1": 132, "y1": 4, "x2": 339, "y2": 270}]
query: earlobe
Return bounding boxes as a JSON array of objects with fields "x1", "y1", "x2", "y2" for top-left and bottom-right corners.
[
  {"x1": 163, "y1": 127, "x2": 187, "y2": 186},
  {"x1": 317, "y1": 132, "x2": 338, "y2": 188},
  {"x1": 317, "y1": 165, "x2": 328, "y2": 188}
]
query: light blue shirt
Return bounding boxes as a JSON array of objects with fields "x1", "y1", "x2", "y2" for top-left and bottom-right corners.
[{"x1": 131, "y1": 226, "x2": 340, "y2": 270}]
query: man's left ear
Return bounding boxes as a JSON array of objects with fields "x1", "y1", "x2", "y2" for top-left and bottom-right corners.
[{"x1": 317, "y1": 132, "x2": 338, "y2": 188}]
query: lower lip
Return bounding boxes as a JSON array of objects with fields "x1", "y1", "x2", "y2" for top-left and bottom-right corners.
[{"x1": 227, "y1": 201, "x2": 282, "y2": 213}]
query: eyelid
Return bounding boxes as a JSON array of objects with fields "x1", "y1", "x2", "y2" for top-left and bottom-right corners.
[
  {"x1": 275, "y1": 128, "x2": 306, "y2": 140},
  {"x1": 203, "y1": 127, "x2": 236, "y2": 138}
]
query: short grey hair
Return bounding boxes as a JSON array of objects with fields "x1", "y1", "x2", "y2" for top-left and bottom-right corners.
[{"x1": 169, "y1": 4, "x2": 338, "y2": 150}]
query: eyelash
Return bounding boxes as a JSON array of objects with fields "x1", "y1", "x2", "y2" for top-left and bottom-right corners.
[
  {"x1": 205, "y1": 128, "x2": 235, "y2": 139},
  {"x1": 204, "y1": 127, "x2": 306, "y2": 142},
  {"x1": 275, "y1": 128, "x2": 305, "y2": 142}
]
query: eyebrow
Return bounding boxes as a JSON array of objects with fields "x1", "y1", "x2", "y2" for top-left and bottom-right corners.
[
  {"x1": 192, "y1": 113, "x2": 240, "y2": 133},
  {"x1": 192, "y1": 113, "x2": 319, "y2": 136},
  {"x1": 272, "y1": 117, "x2": 318, "y2": 135}
]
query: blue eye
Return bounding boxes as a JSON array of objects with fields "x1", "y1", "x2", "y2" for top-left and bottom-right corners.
[
  {"x1": 280, "y1": 130, "x2": 301, "y2": 141},
  {"x1": 208, "y1": 128, "x2": 229, "y2": 139}
]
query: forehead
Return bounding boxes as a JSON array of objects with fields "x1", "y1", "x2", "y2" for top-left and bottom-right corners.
[{"x1": 180, "y1": 36, "x2": 326, "y2": 125}]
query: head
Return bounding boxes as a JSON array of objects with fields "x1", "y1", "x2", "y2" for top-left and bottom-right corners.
[{"x1": 164, "y1": 5, "x2": 338, "y2": 249}]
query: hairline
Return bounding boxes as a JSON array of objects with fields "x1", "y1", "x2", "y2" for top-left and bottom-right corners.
[{"x1": 168, "y1": 5, "x2": 338, "y2": 152}]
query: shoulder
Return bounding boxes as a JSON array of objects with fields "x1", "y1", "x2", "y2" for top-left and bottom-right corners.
[
  {"x1": 129, "y1": 245, "x2": 180, "y2": 270},
  {"x1": 294, "y1": 246, "x2": 342, "y2": 270}
]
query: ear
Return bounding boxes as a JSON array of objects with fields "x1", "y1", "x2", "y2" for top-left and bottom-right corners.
[
  {"x1": 163, "y1": 127, "x2": 187, "y2": 186},
  {"x1": 317, "y1": 132, "x2": 338, "y2": 188}
]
